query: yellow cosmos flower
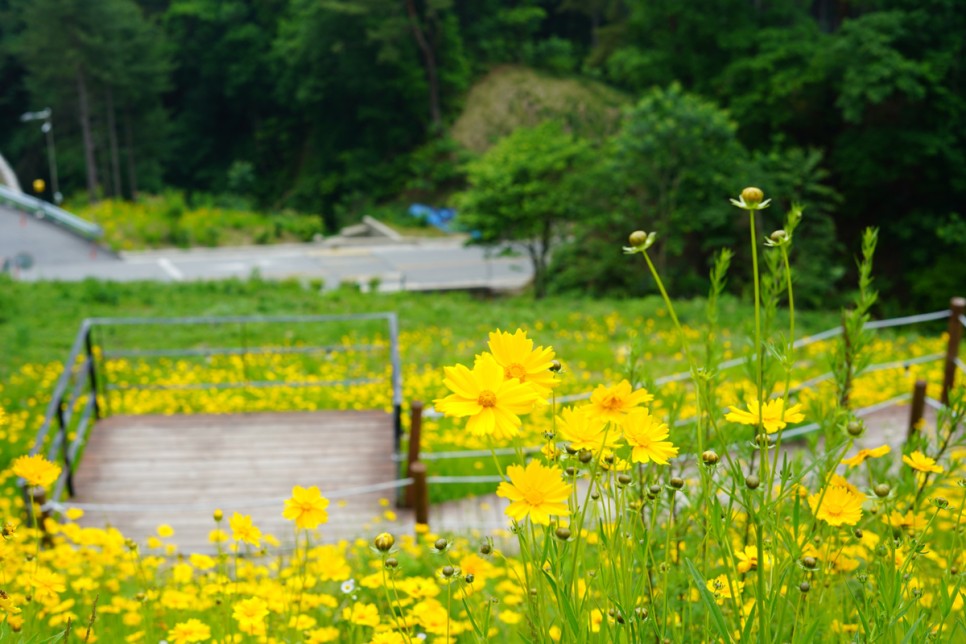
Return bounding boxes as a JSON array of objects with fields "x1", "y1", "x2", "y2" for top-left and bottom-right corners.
[
  {"x1": 369, "y1": 633, "x2": 406, "y2": 644},
  {"x1": 283, "y1": 485, "x2": 330, "y2": 530},
  {"x1": 557, "y1": 406, "x2": 621, "y2": 453},
  {"x1": 734, "y1": 544, "x2": 770, "y2": 573},
  {"x1": 167, "y1": 618, "x2": 211, "y2": 644},
  {"x1": 583, "y1": 380, "x2": 653, "y2": 426},
  {"x1": 706, "y1": 574, "x2": 744, "y2": 605},
  {"x1": 435, "y1": 353, "x2": 542, "y2": 440},
  {"x1": 725, "y1": 397, "x2": 804, "y2": 434},
  {"x1": 229, "y1": 513, "x2": 262, "y2": 548},
  {"x1": 841, "y1": 444, "x2": 891, "y2": 468},
  {"x1": 30, "y1": 567, "x2": 66, "y2": 601},
  {"x1": 485, "y1": 328, "x2": 558, "y2": 396},
  {"x1": 902, "y1": 450, "x2": 943, "y2": 473},
  {"x1": 342, "y1": 601, "x2": 380, "y2": 627},
  {"x1": 233, "y1": 597, "x2": 269, "y2": 634},
  {"x1": 621, "y1": 408, "x2": 678, "y2": 465},
  {"x1": 808, "y1": 485, "x2": 865, "y2": 526},
  {"x1": 11, "y1": 454, "x2": 61, "y2": 488},
  {"x1": 496, "y1": 460, "x2": 572, "y2": 525}
]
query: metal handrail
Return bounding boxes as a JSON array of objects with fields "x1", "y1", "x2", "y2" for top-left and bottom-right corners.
[
  {"x1": 0, "y1": 184, "x2": 102, "y2": 239},
  {"x1": 23, "y1": 312, "x2": 405, "y2": 517}
]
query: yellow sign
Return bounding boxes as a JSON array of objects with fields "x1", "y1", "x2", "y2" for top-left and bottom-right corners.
[{"x1": 33, "y1": 178, "x2": 46, "y2": 193}]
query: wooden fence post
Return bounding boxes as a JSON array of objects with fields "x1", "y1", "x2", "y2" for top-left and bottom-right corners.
[
  {"x1": 402, "y1": 401, "x2": 423, "y2": 508},
  {"x1": 942, "y1": 297, "x2": 965, "y2": 405},
  {"x1": 907, "y1": 379, "x2": 927, "y2": 441},
  {"x1": 410, "y1": 461, "x2": 429, "y2": 528}
]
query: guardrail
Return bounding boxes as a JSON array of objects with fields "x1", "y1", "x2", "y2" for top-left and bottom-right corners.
[
  {"x1": 0, "y1": 184, "x2": 103, "y2": 239},
  {"x1": 20, "y1": 312, "x2": 404, "y2": 523}
]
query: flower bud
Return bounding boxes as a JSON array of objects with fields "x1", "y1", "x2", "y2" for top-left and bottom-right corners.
[
  {"x1": 701, "y1": 450, "x2": 719, "y2": 466},
  {"x1": 745, "y1": 475, "x2": 760, "y2": 490},
  {"x1": 549, "y1": 359, "x2": 562, "y2": 372},
  {"x1": 799, "y1": 581, "x2": 810, "y2": 593},
  {"x1": 769, "y1": 230, "x2": 788, "y2": 243},
  {"x1": 874, "y1": 483, "x2": 891, "y2": 498},
  {"x1": 934, "y1": 497, "x2": 949, "y2": 509},
  {"x1": 802, "y1": 556, "x2": 817, "y2": 570},
  {"x1": 669, "y1": 477, "x2": 684, "y2": 490},
  {"x1": 441, "y1": 565, "x2": 455, "y2": 577},
  {"x1": 618, "y1": 473, "x2": 633, "y2": 486},
  {"x1": 578, "y1": 449, "x2": 594, "y2": 464},
  {"x1": 374, "y1": 532, "x2": 395, "y2": 552},
  {"x1": 846, "y1": 420, "x2": 864, "y2": 437},
  {"x1": 741, "y1": 187, "x2": 764, "y2": 206},
  {"x1": 465, "y1": 573, "x2": 475, "y2": 584},
  {"x1": 555, "y1": 527, "x2": 572, "y2": 541},
  {"x1": 628, "y1": 230, "x2": 648, "y2": 248},
  {"x1": 213, "y1": 508, "x2": 223, "y2": 522},
  {"x1": 385, "y1": 557, "x2": 398, "y2": 568},
  {"x1": 434, "y1": 538, "x2": 448, "y2": 551},
  {"x1": 479, "y1": 542, "x2": 492, "y2": 555}
]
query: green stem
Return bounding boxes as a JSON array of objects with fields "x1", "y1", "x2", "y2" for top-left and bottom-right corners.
[
  {"x1": 748, "y1": 209, "x2": 768, "y2": 644},
  {"x1": 641, "y1": 250, "x2": 703, "y2": 454}
]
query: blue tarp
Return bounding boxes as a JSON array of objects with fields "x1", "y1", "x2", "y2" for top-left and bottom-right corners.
[{"x1": 408, "y1": 203, "x2": 456, "y2": 232}]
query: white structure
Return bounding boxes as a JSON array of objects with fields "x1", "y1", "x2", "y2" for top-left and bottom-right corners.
[{"x1": 0, "y1": 151, "x2": 21, "y2": 193}]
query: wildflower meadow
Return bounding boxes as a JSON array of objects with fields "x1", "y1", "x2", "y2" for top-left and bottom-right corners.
[{"x1": 1, "y1": 188, "x2": 965, "y2": 642}]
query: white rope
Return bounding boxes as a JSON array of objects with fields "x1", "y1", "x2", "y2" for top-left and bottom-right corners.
[
  {"x1": 425, "y1": 312, "x2": 950, "y2": 419},
  {"x1": 45, "y1": 479, "x2": 413, "y2": 514},
  {"x1": 427, "y1": 475, "x2": 504, "y2": 484},
  {"x1": 957, "y1": 358, "x2": 966, "y2": 373},
  {"x1": 865, "y1": 309, "x2": 950, "y2": 329},
  {"x1": 959, "y1": 314, "x2": 966, "y2": 328},
  {"x1": 924, "y1": 396, "x2": 945, "y2": 411},
  {"x1": 779, "y1": 393, "x2": 912, "y2": 440}
]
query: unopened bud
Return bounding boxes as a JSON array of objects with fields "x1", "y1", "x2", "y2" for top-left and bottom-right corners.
[
  {"x1": 374, "y1": 532, "x2": 395, "y2": 552},
  {"x1": 874, "y1": 483, "x2": 891, "y2": 498},
  {"x1": 846, "y1": 420, "x2": 864, "y2": 437},
  {"x1": 745, "y1": 475, "x2": 760, "y2": 490},
  {"x1": 669, "y1": 477, "x2": 684, "y2": 490},
  {"x1": 434, "y1": 538, "x2": 448, "y2": 551},
  {"x1": 701, "y1": 450, "x2": 719, "y2": 466},
  {"x1": 628, "y1": 230, "x2": 648, "y2": 248},
  {"x1": 741, "y1": 187, "x2": 764, "y2": 207},
  {"x1": 555, "y1": 527, "x2": 572, "y2": 541}
]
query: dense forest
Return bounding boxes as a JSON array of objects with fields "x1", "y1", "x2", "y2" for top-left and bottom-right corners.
[{"x1": 0, "y1": 0, "x2": 963, "y2": 309}]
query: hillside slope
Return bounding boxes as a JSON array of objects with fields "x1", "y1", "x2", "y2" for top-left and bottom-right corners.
[{"x1": 450, "y1": 65, "x2": 629, "y2": 153}]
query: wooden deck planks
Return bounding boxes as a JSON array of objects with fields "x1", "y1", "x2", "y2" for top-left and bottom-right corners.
[{"x1": 71, "y1": 411, "x2": 401, "y2": 552}]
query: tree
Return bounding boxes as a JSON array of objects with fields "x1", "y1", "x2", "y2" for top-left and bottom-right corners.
[{"x1": 456, "y1": 121, "x2": 591, "y2": 299}]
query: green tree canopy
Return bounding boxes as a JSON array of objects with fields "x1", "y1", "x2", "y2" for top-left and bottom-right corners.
[{"x1": 456, "y1": 121, "x2": 592, "y2": 299}]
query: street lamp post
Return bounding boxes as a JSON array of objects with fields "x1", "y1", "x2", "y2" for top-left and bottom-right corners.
[{"x1": 20, "y1": 107, "x2": 62, "y2": 205}]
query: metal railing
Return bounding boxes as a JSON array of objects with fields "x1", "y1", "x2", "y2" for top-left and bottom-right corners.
[
  {"x1": 21, "y1": 312, "x2": 404, "y2": 515},
  {"x1": 0, "y1": 184, "x2": 103, "y2": 239}
]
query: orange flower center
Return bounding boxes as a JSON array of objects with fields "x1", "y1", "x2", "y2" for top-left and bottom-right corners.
[
  {"x1": 478, "y1": 391, "x2": 497, "y2": 407},
  {"x1": 505, "y1": 363, "x2": 527, "y2": 380},
  {"x1": 600, "y1": 395, "x2": 622, "y2": 411}
]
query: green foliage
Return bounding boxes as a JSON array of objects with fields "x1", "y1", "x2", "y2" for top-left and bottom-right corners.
[
  {"x1": 1, "y1": 0, "x2": 964, "y2": 309},
  {"x1": 550, "y1": 84, "x2": 747, "y2": 297},
  {"x1": 455, "y1": 121, "x2": 592, "y2": 298}
]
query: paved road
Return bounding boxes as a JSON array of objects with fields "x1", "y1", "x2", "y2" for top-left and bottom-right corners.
[{"x1": 3, "y1": 204, "x2": 533, "y2": 291}]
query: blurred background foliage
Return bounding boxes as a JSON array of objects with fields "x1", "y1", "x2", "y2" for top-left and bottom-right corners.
[{"x1": 0, "y1": 0, "x2": 963, "y2": 310}]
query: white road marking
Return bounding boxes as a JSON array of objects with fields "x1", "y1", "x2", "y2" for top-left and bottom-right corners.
[{"x1": 157, "y1": 258, "x2": 184, "y2": 281}]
